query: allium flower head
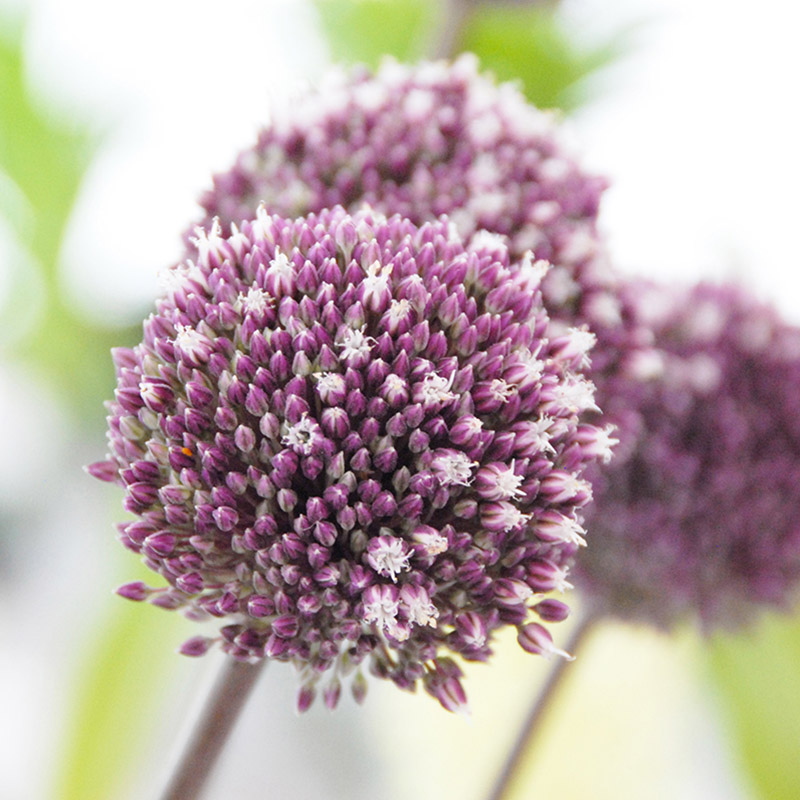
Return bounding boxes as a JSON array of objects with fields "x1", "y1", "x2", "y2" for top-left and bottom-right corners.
[
  {"x1": 578, "y1": 281, "x2": 800, "y2": 630},
  {"x1": 197, "y1": 55, "x2": 613, "y2": 330},
  {"x1": 90, "y1": 206, "x2": 610, "y2": 711}
]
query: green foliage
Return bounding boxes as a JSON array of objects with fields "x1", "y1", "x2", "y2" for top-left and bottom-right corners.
[
  {"x1": 707, "y1": 613, "x2": 800, "y2": 800},
  {"x1": 52, "y1": 557, "x2": 190, "y2": 800},
  {"x1": 0, "y1": 18, "x2": 139, "y2": 420},
  {"x1": 459, "y1": 5, "x2": 621, "y2": 111},
  {"x1": 314, "y1": 0, "x2": 438, "y2": 67},
  {"x1": 312, "y1": 1, "x2": 623, "y2": 112}
]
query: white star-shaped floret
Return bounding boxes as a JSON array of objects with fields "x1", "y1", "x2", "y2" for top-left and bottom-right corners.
[
  {"x1": 493, "y1": 461, "x2": 526, "y2": 500},
  {"x1": 363, "y1": 592, "x2": 402, "y2": 634},
  {"x1": 492, "y1": 501, "x2": 532, "y2": 532},
  {"x1": 530, "y1": 416, "x2": 557, "y2": 455},
  {"x1": 362, "y1": 260, "x2": 392, "y2": 294},
  {"x1": 567, "y1": 326, "x2": 597, "y2": 368},
  {"x1": 489, "y1": 378, "x2": 516, "y2": 403},
  {"x1": 174, "y1": 324, "x2": 209, "y2": 360},
  {"x1": 544, "y1": 516, "x2": 588, "y2": 547},
  {"x1": 158, "y1": 260, "x2": 207, "y2": 297},
  {"x1": 558, "y1": 474, "x2": 592, "y2": 501},
  {"x1": 420, "y1": 372, "x2": 457, "y2": 407},
  {"x1": 518, "y1": 251, "x2": 550, "y2": 288},
  {"x1": 313, "y1": 372, "x2": 345, "y2": 395},
  {"x1": 433, "y1": 451, "x2": 477, "y2": 487},
  {"x1": 281, "y1": 414, "x2": 321, "y2": 456},
  {"x1": 191, "y1": 218, "x2": 227, "y2": 266},
  {"x1": 551, "y1": 565, "x2": 574, "y2": 594},
  {"x1": 594, "y1": 425, "x2": 620, "y2": 464},
  {"x1": 267, "y1": 247, "x2": 293, "y2": 279},
  {"x1": 552, "y1": 376, "x2": 599, "y2": 414},
  {"x1": 401, "y1": 588, "x2": 439, "y2": 628},
  {"x1": 387, "y1": 298, "x2": 411, "y2": 325},
  {"x1": 366, "y1": 536, "x2": 411, "y2": 583},
  {"x1": 513, "y1": 347, "x2": 546, "y2": 383},
  {"x1": 227, "y1": 222, "x2": 251, "y2": 260},
  {"x1": 236, "y1": 286, "x2": 273, "y2": 315},
  {"x1": 336, "y1": 325, "x2": 376, "y2": 361},
  {"x1": 470, "y1": 230, "x2": 507, "y2": 253}
]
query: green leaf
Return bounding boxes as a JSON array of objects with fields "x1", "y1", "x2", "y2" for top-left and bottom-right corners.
[
  {"x1": 0, "y1": 17, "x2": 141, "y2": 419},
  {"x1": 706, "y1": 613, "x2": 800, "y2": 800},
  {"x1": 52, "y1": 556, "x2": 191, "y2": 800},
  {"x1": 460, "y1": 5, "x2": 624, "y2": 111},
  {"x1": 313, "y1": 0, "x2": 439, "y2": 66},
  {"x1": 0, "y1": 20, "x2": 93, "y2": 270}
]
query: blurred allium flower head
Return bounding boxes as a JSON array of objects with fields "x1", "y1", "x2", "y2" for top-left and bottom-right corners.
[
  {"x1": 578, "y1": 281, "x2": 800, "y2": 630},
  {"x1": 198, "y1": 54, "x2": 616, "y2": 332},
  {"x1": 90, "y1": 206, "x2": 613, "y2": 712}
]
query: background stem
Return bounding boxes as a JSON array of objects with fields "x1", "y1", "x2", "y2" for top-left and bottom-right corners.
[
  {"x1": 486, "y1": 616, "x2": 596, "y2": 800},
  {"x1": 431, "y1": 0, "x2": 473, "y2": 59},
  {"x1": 160, "y1": 659, "x2": 266, "y2": 800}
]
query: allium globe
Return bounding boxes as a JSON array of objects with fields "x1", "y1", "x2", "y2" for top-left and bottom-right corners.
[
  {"x1": 90, "y1": 207, "x2": 612, "y2": 711},
  {"x1": 578, "y1": 281, "x2": 800, "y2": 630},
  {"x1": 197, "y1": 55, "x2": 616, "y2": 332}
]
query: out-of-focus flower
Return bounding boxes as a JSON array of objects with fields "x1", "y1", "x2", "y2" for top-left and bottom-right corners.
[
  {"x1": 196, "y1": 55, "x2": 615, "y2": 332},
  {"x1": 90, "y1": 207, "x2": 610, "y2": 711},
  {"x1": 578, "y1": 281, "x2": 800, "y2": 630}
]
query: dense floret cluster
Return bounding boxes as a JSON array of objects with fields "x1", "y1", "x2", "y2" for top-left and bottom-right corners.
[
  {"x1": 197, "y1": 55, "x2": 617, "y2": 333},
  {"x1": 578, "y1": 281, "x2": 800, "y2": 629},
  {"x1": 90, "y1": 207, "x2": 612, "y2": 710}
]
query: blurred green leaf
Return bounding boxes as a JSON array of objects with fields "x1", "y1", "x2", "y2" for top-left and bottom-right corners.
[
  {"x1": 707, "y1": 612, "x2": 800, "y2": 800},
  {"x1": 0, "y1": 20, "x2": 91, "y2": 271},
  {"x1": 53, "y1": 556, "x2": 190, "y2": 800},
  {"x1": 313, "y1": 0, "x2": 439, "y2": 66},
  {"x1": 0, "y1": 17, "x2": 140, "y2": 419},
  {"x1": 460, "y1": 5, "x2": 623, "y2": 111}
]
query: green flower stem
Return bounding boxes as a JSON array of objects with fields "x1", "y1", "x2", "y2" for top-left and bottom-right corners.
[
  {"x1": 486, "y1": 615, "x2": 595, "y2": 800},
  {"x1": 160, "y1": 659, "x2": 266, "y2": 800},
  {"x1": 431, "y1": 0, "x2": 473, "y2": 59}
]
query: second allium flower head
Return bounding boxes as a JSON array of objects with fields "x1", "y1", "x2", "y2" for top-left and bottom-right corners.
[{"x1": 91, "y1": 207, "x2": 611, "y2": 712}]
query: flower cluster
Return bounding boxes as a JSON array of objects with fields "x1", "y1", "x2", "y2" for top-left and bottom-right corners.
[
  {"x1": 577, "y1": 281, "x2": 800, "y2": 630},
  {"x1": 90, "y1": 207, "x2": 612, "y2": 711},
  {"x1": 197, "y1": 55, "x2": 617, "y2": 332}
]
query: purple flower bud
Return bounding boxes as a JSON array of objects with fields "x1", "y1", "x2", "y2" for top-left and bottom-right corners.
[
  {"x1": 179, "y1": 636, "x2": 215, "y2": 657},
  {"x1": 116, "y1": 581, "x2": 152, "y2": 601},
  {"x1": 517, "y1": 623, "x2": 574, "y2": 661}
]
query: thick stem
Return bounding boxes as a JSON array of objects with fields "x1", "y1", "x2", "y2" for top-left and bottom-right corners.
[
  {"x1": 485, "y1": 616, "x2": 595, "y2": 800},
  {"x1": 431, "y1": 0, "x2": 473, "y2": 60},
  {"x1": 431, "y1": 0, "x2": 565, "y2": 61},
  {"x1": 160, "y1": 658, "x2": 266, "y2": 800}
]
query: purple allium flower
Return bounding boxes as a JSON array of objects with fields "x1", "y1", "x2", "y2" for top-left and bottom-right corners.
[
  {"x1": 90, "y1": 206, "x2": 610, "y2": 711},
  {"x1": 196, "y1": 55, "x2": 614, "y2": 331},
  {"x1": 578, "y1": 281, "x2": 800, "y2": 630}
]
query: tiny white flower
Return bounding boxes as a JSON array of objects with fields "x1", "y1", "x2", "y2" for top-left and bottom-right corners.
[
  {"x1": 401, "y1": 587, "x2": 439, "y2": 628},
  {"x1": 419, "y1": 372, "x2": 457, "y2": 407},
  {"x1": 551, "y1": 376, "x2": 599, "y2": 414},
  {"x1": 433, "y1": 451, "x2": 477, "y2": 487},
  {"x1": 236, "y1": 286, "x2": 273, "y2": 315},
  {"x1": 366, "y1": 536, "x2": 411, "y2": 583},
  {"x1": 362, "y1": 260, "x2": 393, "y2": 301},
  {"x1": 492, "y1": 461, "x2": 526, "y2": 500},
  {"x1": 281, "y1": 414, "x2": 321, "y2": 455},
  {"x1": 174, "y1": 324, "x2": 209, "y2": 361},
  {"x1": 191, "y1": 218, "x2": 226, "y2": 265},
  {"x1": 489, "y1": 378, "x2": 516, "y2": 403},
  {"x1": 566, "y1": 326, "x2": 597, "y2": 368},
  {"x1": 337, "y1": 325, "x2": 376, "y2": 361}
]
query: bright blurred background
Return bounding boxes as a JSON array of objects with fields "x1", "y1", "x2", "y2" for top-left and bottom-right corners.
[{"x1": 2, "y1": 0, "x2": 799, "y2": 798}]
